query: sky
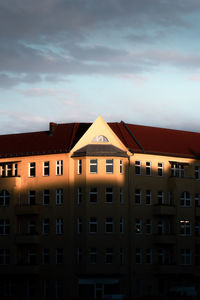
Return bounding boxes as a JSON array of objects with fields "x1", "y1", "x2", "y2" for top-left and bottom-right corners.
[{"x1": 1, "y1": 0, "x2": 200, "y2": 134}]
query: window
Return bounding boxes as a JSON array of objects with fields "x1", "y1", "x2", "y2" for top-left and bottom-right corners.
[
  {"x1": 168, "y1": 192, "x2": 173, "y2": 205},
  {"x1": 0, "y1": 190, "x2": 10, "y2": 206},
  {"x1": 179, "y1": 220, "x2": 191, "y2": 236},
  {"x1": 56, "y1": 218, "x2": 63, "y2": 235},
  {"x1": 90, "y1": 159, "x2": 97, "y2": 173},
  {"x1": 0, "y1": 220, "x2": 10, "y2": 235},
  {"x1": 89, "y1": 188, "x2": 98, "y2": 203},
  {"x1": 42, "y1": 280, "x2": 50, "y2": 298},
  {"x1": 43, "y1": 190, "x2": 50, "y2": 206},
  {"x1": 157, "y1": 162, "x2": 163, "y2": 176},
  {"x1": 195, "y1": 246, "x2": 200, "y2": 265},
  {"x1": 135, "y1": 161, "x2": 141, "y2": 175},
  {"x1": 146, "y1": 162, "x2": 151, "y2": 176},
  {"x1": 29, "y1": 162, "x2": 36, "y2": 177},
  {"x1": 158, "y1": 249, "x2": 165, "y2": 265},
  {"x1": 195, "y1": 166, "x2": 200, "y2": 180},
  {"x1": 13, "y1": 163, "x2": 18, "y2": 176},
  {"x1": 56, "y1": 248, "x2": 63, "y2": 264},
  {"x1": 28, "y1": 248, "x2": 36, "y2": 265},
  {"x1": 180, "y1": 249, "x2": 192, "y2": 265},
  {"x1": 0, "y1": 163, "x2": 18, "y2": 177},
  {"x1": 0, "y1": 249, "x2": 10, "y2": 265},
  {"x1": 77, "y1": 160, "x2": 82, "y2": 174},
  {"x1": 77, "y1": 187, "x2": 82, "y2": 204},
  {"x1": 120, "y1": 188, "x2": 124, "y2": 204},
  {"x1": 146, "y1": 219, "x2": 152, "y2": 235},
  {"x1": 56, "y1": 189, "x2": 63, "y2": 205},
  {"x1": 146, "y1": 249, "x2": 152, "y2": 264},
  {"x1": 42, "y1": 218, "x2": 49, "y2": 235},
  {"x1": 180, "y1": 191, "x2": 191, "y2": 207},
  {"x1": 105, "y1": 248, "x2": 113, "y2": 264},
  {"x1": 136, "y1": 218, "x2": 142, "y2": 234},
  {"x1": 195, "y1": 194, "x2": 200, "y2": 207},
  {"x1": 145, "y1": 190, "x2": 151, "y2": 205},
  {"x1": 157, "y1": 191, "x2": 164, "y2": 205},
  {"x1": 135, "y1": 189, "x2": 141, "y2": 205},
  {"x1": 28, "y1": 220, "x2": 36, "y2": 235},
  {"x1": 28, "y1": 190, "x2": 36, "y2": 205},
  {"x1": 120, "y1": 217, "x2": 124, "y2": 234},
  {"x1": 136, "y1": 248, "x2": 142, "y2": 264},
  {"x1": 56, "y1": 280, "x2": 63, "y2": 299},
  {"x1": 89, "y1": 217, "x2": 97, "y2": 233},
  {"x1": 42, "y1": 248, "x2": 49, "y2": 264},
  {"x1": 105, "y1": 187, "x2": 113, "y2": 203},
  {"x1": 89, "y1": 248, "x2": 97, "y2": 264},
  {"x1": 76, "y1": 248, "x2": 82, "y2": 264},
  {"x1": 43, "y1": 161, "x2": 50, "y2": 176},
  {"x1": 120, "y1": 160, "x2": 123, "y2": 174},
  {"x1": 120, "y1": 248, "x2": 124, "y2": 265},
  {"x1": 157, "y1": 220, "x2": 164, "y2": 235},
  {"x1": 106, "y1": 159, "x2": 113, "y2": 173},
  {"x1": 195, "y1": 220, "x2": 200, "y2": 236},
  {"x1": 56, "y1": 160, "x2": 63, "y2": 175},
  {"x1": 77, "y1": 218, "x2": 82, "y2": 234},
  {"x1": 171, "y1": 162, "x2": 185, "y2": 177},
  {"x1": 105, "y1": 217, "x2": 114, "y2": 233}
]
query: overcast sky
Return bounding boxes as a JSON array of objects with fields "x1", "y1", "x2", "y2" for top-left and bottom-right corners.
[{"x1": 1, "y1": 0, "x2": 200, "y2": 134}]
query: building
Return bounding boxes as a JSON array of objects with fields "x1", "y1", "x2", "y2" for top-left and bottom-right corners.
[{"x1": 0, "y1": 115, "x2": 200, "y2": 300}]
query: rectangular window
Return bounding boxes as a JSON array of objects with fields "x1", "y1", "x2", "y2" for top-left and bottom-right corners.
[
  {"x1": 145, "y1": 190, "x2": 152, "y2": 205},
  {"x1": 78, "y1": 160, "x2": 82, "y2": 174},
  {"x1": 28, "y1": 220, "x2": 36, "y2": 235},
  {"x1": 136, "y1": 218, "x2": 142, "y2": 234},
  {"x1": 56, "y1": 160, "x2": 63, "y2": 175},
  {"x1": 0, "y1": 190, "x2": 10, "y2": 206},
  {"x1": 179, "y1": 220, "x2": 191, "y2": 236},
  {"x1": 105, "y1": 217, "x2": 114, "y2": 233},
  {"x1": 105, "y1": 248, "x2": 113, "y2": 264},
  {"x1": 158, "y1": 163, "x2": 163, "y2": 176},
  {"x1": 7, "y1": 164, "x2": 12, "y2": 177},
  {"x1": 157, "y1": 220, "x2": 165, "y2": 235},
  {"x1": 195, "y1": 194, "x2": 200, "y2": 207},
  {"x1": 27, "y1": 248, "x2": 36, "y2": 265},
  {"x1": 76, "y1": 248, "x2": 82, "y2": 265},
  {"x1": 0, "y1": 249, "x2": 10, "y2": 265},
  {"x1": 56, "y1": 248, "x2": 64, "y2": 264},
  {"x1": 120, "y1": 217, "x2": 124, "y2": 234},
  {"x1": 56, "y1": 280, "x2": 63, "y2": 299},
  {"x1": 29, "y1": 162, "x2": 36, "y2": 177},
  {"x1": 158, "y1": 249, "x2": 165, "y2": 265},
  {"x1": 77, "y1": 187, "x2": 82, "y2": 204},
  {"x1": 43, "y1": 190, "x2": 50, "y2": 206},
  {"x1": 89, "y1": 187, "x2": 97, "y2": 203},
  {"x1": 195, "y1": 220, "x2": 200, "y2": 236},
  {"x1": 146, "y1": 219, "x2": 152, "y2": 235},
  {"x1": 146, "y1": 249, "x2": 152, "y2": 264},
  {"x1": 89, "y1": 217, "x2": 97, "y2": 234},
  {"x1": 106, "y1": 159, "x2": 113, "y2": 173},
  {"x1": 42, "y1": 280, "x2": 50, "y2": 298},
  {"x1": 180, "y1": 191, "x2": 191, "y2": 207},
  {"x1": 168, "y1": 192, "x2": 173, "y2": 205},
  {"x1": 89, "y1": 248, "x2": 97, "y2": 264},
  {"x1": 56, "y1": 218, "x2": 63, "y2": 235},
  {"x1": 28, "y1": 190, "x2": 36, "y2": 205},
  {"x1": 56, "y1": 189, "x2": 63, "y2": 205},
  {"x1": 120, "y1": 248, "x2": 124, "y2": 265},
  {"x1": 120, "y1": 188, "x2": 124, "y2": 204},
  {"x1": 146, "y1": 162, "x2": 151, "y2": 176},
  {"x1": 42, "y1": 248, "x2": 49, "y2": 264},
  {"x1": 180, "y1": 249, "x2": 192, "y2": 265},
  {"x1": 120, "y1": 160, "x2": 123, "y2": 174},
  {"x1": 43, "y1": 161, "x2": 50, "y2": 176},
  {"x1": 90, "y1": 159, "x2": 97, "y2": 173},
  {"x1": 157, "y1": 191, "x2": 164, "y2": 205},
  {"x1": 0, "y1": 220, "x2": 10, "y2": 235},
  {"x1": 42, "y1": 218, "x2": 49, "y2": 235},
  {"x1": 13, "y1": 163, "x2": 18, "y2": 176},
  {"x1": 105, "y1": 187, "x2": 113, "y2": 203},
  {"x1": 135, "y1": 189, "x2": 141, "y2": 205},
  {"x1": 136, "y1": 248, "x2": 142, "y2": 264},
  {"x1": 195, "y1": 166, "x2": 200, "y2": 180},
  {"x1": 171, "y1": 162, "x2": 185, "y2": 177},
  {"x1": 135, "y1": 161, "x2": 141, "y2": 175},
  {"x1": 77, "y1": 218, "x2": 82, "y2": 234}
]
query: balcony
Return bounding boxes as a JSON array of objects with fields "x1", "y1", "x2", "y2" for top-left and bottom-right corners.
[
  {"x1": 15, "y1": 233, "x2": 40, "y2": 244},
  {"x1": 153, "y1": 234, "x2": 176, "y2": 244},
  {"x1": 15, "y1": 204, "x2": 40, "y2": 215},
  {"x1": 153, "y1": 205, "x2": 176, "y2": 216}
]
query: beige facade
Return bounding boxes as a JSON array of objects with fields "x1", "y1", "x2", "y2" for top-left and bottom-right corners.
[{"x1": 0, "y1": 116, "x2": 200, "y2": 299}]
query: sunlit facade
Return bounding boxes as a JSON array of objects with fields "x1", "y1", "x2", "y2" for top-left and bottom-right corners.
[{"x1": 0, "y1": 116, "x2": 200, "y2": 299}]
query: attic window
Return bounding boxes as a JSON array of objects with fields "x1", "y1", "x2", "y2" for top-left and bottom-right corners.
[{"x1": 92, "y1": 135, "x2": 109, "y2": 143}]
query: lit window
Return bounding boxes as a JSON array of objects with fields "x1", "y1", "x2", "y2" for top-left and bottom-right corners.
[
  {"x1": 56, "y1": 189, "x2": 63, "y2": 205},
  {"x1": 179, "y1": 220, "x2": 191, "y2": 236},
  {"x1": 43, "y1": 161, "x2": 50, "y2": 176},
  {"x1": 105, "y1": 217, "x2": 114, "y2": 233},
  {"x1": 106, "y1": 159, "x2": 113, "y2": 173},
  {"x1": 56, "y1": 248, "x2": 64, "y2": 264},
  {"x1": 42, "y1": 248, "x2": 49, "y2": 264},
  {"x1": 146, "y1": 219, "x2": 152, "y2": 235},
  {"x1": 77, "y1": 218, "x2": 82, "y2": 234},
  {"x1": 105, "y1": 187, "x2": 113, "y2": 203},
  {"x1": 180, "y1": 249, "x2": 192, "y2": 265},
  {"x1": 43, "y1": 190, "x2": 50, "y2": 206},
  {"x1": 56, "y1": 160, "x2": 63, "y2": 175},
  {"x1": 146, "y1": 162, "x2": 151, "y2": 176},
  {"x1": 89, "y1": 188, "x2": 97, "y2": 204},
  {"x1": 146, "y1": 249, "x2": 152, "y2": 264},
  {"x1": 0, "y1": 249, "x2": 10, "y2": 265},
  {"x1": 89, "y1": 217, "x2": 98, "y2": 233},
  {"x1": 120, "y1": 188, "x2": 124, "y2": 204},
  {"x1": 145, "y1": 190, "x2": 151, "y2": 205},
  {"x1": 158, "y1": 163, "x2": 163, "y2": 176},
  {"x1": 77, "y1": 187, "x2": 82, "y2": 204},
  {"x1": 89, "y1": 248, "x2": 97, "y2": 264},
  {"x1": 136, "y1": 218, "x2": 142, "y2": 234},
  {"x1": 42, "y1": 218, "x2": 49, "y2": 235},
  {"x1": 157, "y1": 191, "x2": 164, "y2": 205},
  {"x1": 0, "y1": 190, "x2": 10, "y2": 206},
  {"x1": 29, "y1": 162, "x2": 36, "y2": 177},
  {"x1": 195, "y1": 166, "x2": 200, "y2": 180},
  {"x1": 56, "y1": 218, "x2": 63, "y2": 235},
  {"x1": 171, "y1": 162, "x2": 185, "y2": 177},
  {"x1": 136, "y1": 248, "x2": 142, "y2": 264},
  {"x1": 77, "y1": 160, "x2": 82, "y2": 174},
  {"x1": 90, "y1": 159, "x2": 97, "y2": 174},
  {"x1": 120, "y1": 160, "x2": 123, "y2": 174},
  {"x1": 135, "y1": 189, "x2": 141, "y2": 205},
  {"x1": 120, "y1": 217, "x2": 124, "y2": 234},
  {"x1": 0, "y1": 220, "x2": 9, "y2": 235},
  {"x1": 105, "y1": 248, "x2": 113, "y2": 264},
  {"x1": 135, "y1": 161, "x2": 141, "y2": 175},
  {"x1": 180, "y1": 191, "x2": 191, "y2": 207},
  {"x1": 28, "y1": 191, "x2": 36, "y2": 205}
]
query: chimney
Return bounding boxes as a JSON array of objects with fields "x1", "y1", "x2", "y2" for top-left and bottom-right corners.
[{"x1": 49, "y1": 122, "x2": 58, "y2": 135}]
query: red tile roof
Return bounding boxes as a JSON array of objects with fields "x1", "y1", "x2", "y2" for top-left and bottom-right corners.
[{"x1": 0, "y1": 121, "x2": 200, "y2": 159}]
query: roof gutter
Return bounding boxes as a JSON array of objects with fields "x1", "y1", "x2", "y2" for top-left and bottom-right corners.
[{"x1": 121, "y1": 121, "x2": 145, "y2": 153}]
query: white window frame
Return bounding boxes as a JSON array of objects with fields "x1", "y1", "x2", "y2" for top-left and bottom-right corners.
[
  {"x1": 105, "y1": 217, "x2": 114, "y2": 234},
  {"x1": 90, "y1": 159, "x2": 97, "y2": 174},
  {"x1": 29, "y1": 162, "x2": 36, "y2": 177},
  {"x1": 77, "y1": 160, "x2": 82, "y2": 174},
  {"x1": 28, "y1": 190, "x2": 36, "y2": 205},
  {"x1": 180, "y1": 191, "x2": 191, "y2": 207},
  {"x1": 135, "y1": 161, "x2": 141, "y2": 175},
  {"x1": 43, "y1": 161, "x2": 50, "y2": 176},
  {"x1": 89, "y1": 217, "x2": 98, "y2": 234},
  {"x1": 106, "y1": 159, "x2": 113, "y2": 174},
  {"x1": 158, "y1": 162, "x2": 163, "y2": 176},
  {"x1": 145, "y1": 190, "x2": 152, "y2": 205},
  {"x1": 171, "y1": 162, "x2": 185, "y2": 177},
  {"x1": 120, "y1": 160, "x2": 123, "y2": 174},
  {"x1": 56, "y1": 189, "x2": 63, "y2": 205},
  {"x1": 135, "y1": 189, "x2": 141, "y2": 205},
  {"x1": 179, "y1": 220, "x2": 191, "y2": 236},
  {"x1": 0, "y1": 190, "x2": 10, "y2": 206},
  {"x1": 157, "y1": 191, "x2": 164, "y2": 205},
  {"x1": 56, "y1": 218, "x2": 63, "y2": 235},
  {"x1": 42, "y1": 218, "x2": 49, "y2": 235},
  {"x1": 105, "y1": 187, "x2": 113, "y2": 203},
  {"x1": 195, "y1": 166, "x2": 200, "y2": 180},
  {"x1": 0, "y1": 220, "x2": 10, "y2": 235},
  {"x1": 146, "y1": 161, "x2": 151, "y2": 176},
  {"x1": 56, "y1": 160, "x2": 63, "y2": 176}
]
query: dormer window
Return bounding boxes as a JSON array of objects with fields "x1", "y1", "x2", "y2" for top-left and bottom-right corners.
[{"x1": 92, "y1": 135, "x2": 109, "y2": 143}]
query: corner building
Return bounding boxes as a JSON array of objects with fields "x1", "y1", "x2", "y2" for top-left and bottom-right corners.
[{"x1": 1, "y1": 116, "x2": 200, "y2": 300}]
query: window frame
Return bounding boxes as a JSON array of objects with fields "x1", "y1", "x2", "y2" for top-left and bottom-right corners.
[
  {"x1": 90, "y1": 159, "x2": 98, "y2": 174},
  {"x1": 56, "y1": 189, "x2": 63, "y2": 206},
  {"x1": 106, "y1": 159, "x2": 114, "y2": 174},
  {"x1": 43, "y1": 161, "x2": 50, "y2": 176},
  {"x1": 56, "y1": 160, "x2": 63, "y2": 176},
  {"x1": 29, "y1": 162, "x2": 36, "y2": 177}
]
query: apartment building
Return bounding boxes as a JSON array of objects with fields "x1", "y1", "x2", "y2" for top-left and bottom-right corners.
[{"x1": 0, "y1": 116, "x2": 200, "y2": 300}]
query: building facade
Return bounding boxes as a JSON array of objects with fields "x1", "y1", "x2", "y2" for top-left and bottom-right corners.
[{"x1": 0, "y1": 116, "x2": 200, "y2": 299}]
